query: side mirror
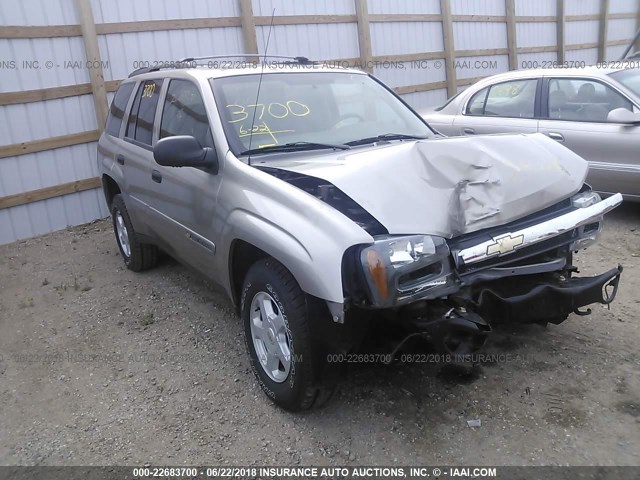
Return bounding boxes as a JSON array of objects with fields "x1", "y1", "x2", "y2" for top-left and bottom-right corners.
[
  {"x1": 153, "y1": 135, "x2": 219, "y2": 174},
  {"x1": 607, "y1": 108, "x2": 640, "y2": 125}
]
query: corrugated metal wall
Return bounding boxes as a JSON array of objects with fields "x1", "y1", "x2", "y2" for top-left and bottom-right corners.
[
  {"x1": 0, "y1": 0, "x2": 108, "y2": 245},
  {"x1": 1, "y1": 0, "x2": 639, "y2": 245},
  {"x1": 370, "y1": 0, "x2": 446, "y2": 111},
  {"x1": 516, "y1": 0, "x2": 557, "y2": 67},
  {"x1": 93, "y1": 0, "x2": 243, "y2": 82}
]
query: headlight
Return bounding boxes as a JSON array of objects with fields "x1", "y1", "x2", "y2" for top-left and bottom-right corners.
[
  {"x1": 360, "y1": 235, "x2": 452, "y2": 306},
  {"x1": 387, "y1": 236, "x2": 437, "y2": 265}
]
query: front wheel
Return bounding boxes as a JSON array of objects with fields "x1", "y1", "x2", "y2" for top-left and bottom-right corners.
[{"x1": 241, "y1": 258, "x2": 335, "y2": 411}]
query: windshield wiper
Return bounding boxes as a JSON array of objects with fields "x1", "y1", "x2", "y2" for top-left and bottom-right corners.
[
  {"x1": 345, "y1": 133, "x2": 428, "y2": 146},
  {"x1": 240, "y1": 141, "x2": 350, "y2": 156}
]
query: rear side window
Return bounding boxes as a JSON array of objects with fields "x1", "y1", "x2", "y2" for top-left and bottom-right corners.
[
  {"x1": 160, "y1": 79, "x2": 214, "y2": 148},
  {"x1": 105, "y1": 82, "x2": 134, "y2": 137},
  {"x1": 126, "y1": 79, "x2": 163, "y2": 146}
]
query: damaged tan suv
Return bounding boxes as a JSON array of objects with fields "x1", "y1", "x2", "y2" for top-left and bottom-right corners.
[{"x1": 98, "y1": 57, "x2": 623, "y2": 411}]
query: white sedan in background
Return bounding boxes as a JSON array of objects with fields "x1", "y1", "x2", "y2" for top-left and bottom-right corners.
[{"x1": 421, "y1": 65, "x2": 640, "y2": 200}]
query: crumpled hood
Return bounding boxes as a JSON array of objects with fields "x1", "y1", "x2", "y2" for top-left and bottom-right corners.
[{"x1": 264, "y1": 133, "x2": 589, "y2": 238}]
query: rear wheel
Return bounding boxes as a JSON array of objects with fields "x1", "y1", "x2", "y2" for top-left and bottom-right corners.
[
  {"x1": 111, "y1": 194, "x2": 158, "y2": 272},
  {"x1": 241, "y1": 258, "x2": 335, "y2": 411}
]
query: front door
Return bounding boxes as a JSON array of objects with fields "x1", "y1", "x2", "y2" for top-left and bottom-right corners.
[{"x1": 142, "y1": 78, "x2": 222, "y2": 274}]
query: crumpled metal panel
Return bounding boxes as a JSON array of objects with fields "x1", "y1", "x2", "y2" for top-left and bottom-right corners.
[{"x1": 266, "y1": 133, "x2": 588, "y2": 238}]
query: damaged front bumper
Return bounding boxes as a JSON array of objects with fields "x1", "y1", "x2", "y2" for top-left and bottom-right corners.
[
  {"x1": 395, "y1": 265, "x2": 623, "y2": 356},
  {"x1": 349, "y1": 191, "x2": 624, "y2": 355},
  {"x1": 462, "y1": 264, "x2": 623, "y2": 324},
  {"x1": 350, "y1": 190, "x2": 622, "y2": 355}
]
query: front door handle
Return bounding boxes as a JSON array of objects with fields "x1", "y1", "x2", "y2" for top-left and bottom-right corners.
[
  {"x1": 116, "y1": 154, "x2": 125, "y2": 165},
  {"x1": 463, "y1": 127, "x2": 475, "y2": 134},
  {"x1": 547, "y1": 132, "x2": 564, "y2": 142},
  {"x1": 151, "y1": 169, "x2": 162, "y2": 183}
]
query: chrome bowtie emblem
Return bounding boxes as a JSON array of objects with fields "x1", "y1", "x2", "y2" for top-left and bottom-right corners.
[{"x1": 486, "y1": 233, "x2": 525, "y2": 256}]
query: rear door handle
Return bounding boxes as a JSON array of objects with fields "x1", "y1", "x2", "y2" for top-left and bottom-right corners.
[
  {"x1": 151, "y1": 170, "x2": 162, "y2": 183},
  {"x1": 463, "y1": 127, "x2": 475, "y2": 134},
  {"x1": 116, "y1": 154, "x2": 125, "y2": 165},
  {"x1": 547, "y1": 132, "x2": 564, "y2": 142}
]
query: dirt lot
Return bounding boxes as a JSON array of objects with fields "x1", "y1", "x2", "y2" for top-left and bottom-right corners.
[{"x1": 0, "y1": 204, "x2": 639, "y2": 466}]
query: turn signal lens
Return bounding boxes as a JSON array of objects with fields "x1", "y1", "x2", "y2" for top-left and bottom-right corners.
[{"x1": 366, "y1": 250, "x2": 389, "y2": 301}]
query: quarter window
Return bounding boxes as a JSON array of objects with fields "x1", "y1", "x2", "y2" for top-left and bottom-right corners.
[
  {"x1": 126, "y1": 79, "x2": 163, "y2": 145},
  {"x1": 466, "y1": 79, "x2": 537, "y2": 118},
  {"x1": 467, "y1": 87, "x2": 489, "y2": 115},
  {"x1": 160, "y1": 80, "x2": 214, "y2": 148},
  {"x1": 547, "y1": 78, "x2": 633, "y2": 122}
]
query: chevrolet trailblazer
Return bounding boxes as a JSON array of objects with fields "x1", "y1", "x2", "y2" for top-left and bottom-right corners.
[{"x1": 98, "y1": 57, "x2": 623, "y2": 410}]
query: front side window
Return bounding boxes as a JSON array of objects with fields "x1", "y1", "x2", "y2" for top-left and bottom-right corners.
[
  {"x1": 210, "y1": 72, "x2": 432, "y2": 155},
  {"x1": 547, "y1": 78, "x2": 633, "y2": 122},
  {"x1": 106, "y1": 82, "x2": 135, "y2": 137},
  {"x1": 466, "y1": 79, "x2": 537, "y2": 118},
  {"x1": 160, "y1": 79, "x2": 214, "y2": 148},
  {"x1": 126, "y1": 79, "x2": 163, "y2": 145}
]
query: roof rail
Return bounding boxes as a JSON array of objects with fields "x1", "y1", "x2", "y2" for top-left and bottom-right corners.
[
  {"x1": 128, "y1": 61, "x2": 196, "y2": 78},
  {"x1": 128, "y1": 67, "x2": 159, "y2": 78},
  {"x1": 127, "y1": 54, "x2": 316, "y2": 78},
  {"x1": 180, "y1": 54, "x2": 316, "y2": 64}
]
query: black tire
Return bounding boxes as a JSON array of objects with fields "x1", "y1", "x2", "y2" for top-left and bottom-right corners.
[
  {"x1": 241, "y1": 258, "x2": 336, "y2": 411},
  {"x1": 111, "y1": 194, "x2": 158, "y2": 272}
]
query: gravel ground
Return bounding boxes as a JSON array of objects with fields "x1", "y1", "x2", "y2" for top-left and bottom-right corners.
[{"x1": 0, "y1": 204, "x2": 638, "y2": 466}]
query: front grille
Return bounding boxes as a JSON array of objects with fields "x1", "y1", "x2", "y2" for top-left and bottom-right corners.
[
  {"x1": 448, "y1": 198, "x2": 577, "y2": 275},
  {"x1": 455, "y1": 230, "x2": 576, "y2": 275}
]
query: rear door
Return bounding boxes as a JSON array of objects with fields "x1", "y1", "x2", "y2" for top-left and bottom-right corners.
[
  {"x1": 119, "y1": 78, "x2": 164, "y2": 236},
  {"x1": 538, "y1": 76, "x2": 640, "y2": 197},
  {"x1": 452, "y1": 78, "x2": 541, "y2": 136},
  {"x1": 99, "y1": 81, "x2": 135, "y2": 198}
]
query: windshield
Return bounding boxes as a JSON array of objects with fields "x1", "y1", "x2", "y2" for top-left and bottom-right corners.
[
  {"x1": 609, "y1": 68, "x2": 640, "y2": 98},
  {"x1": 210, "y1": 71, "x2": 433, "y2": 156}
]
